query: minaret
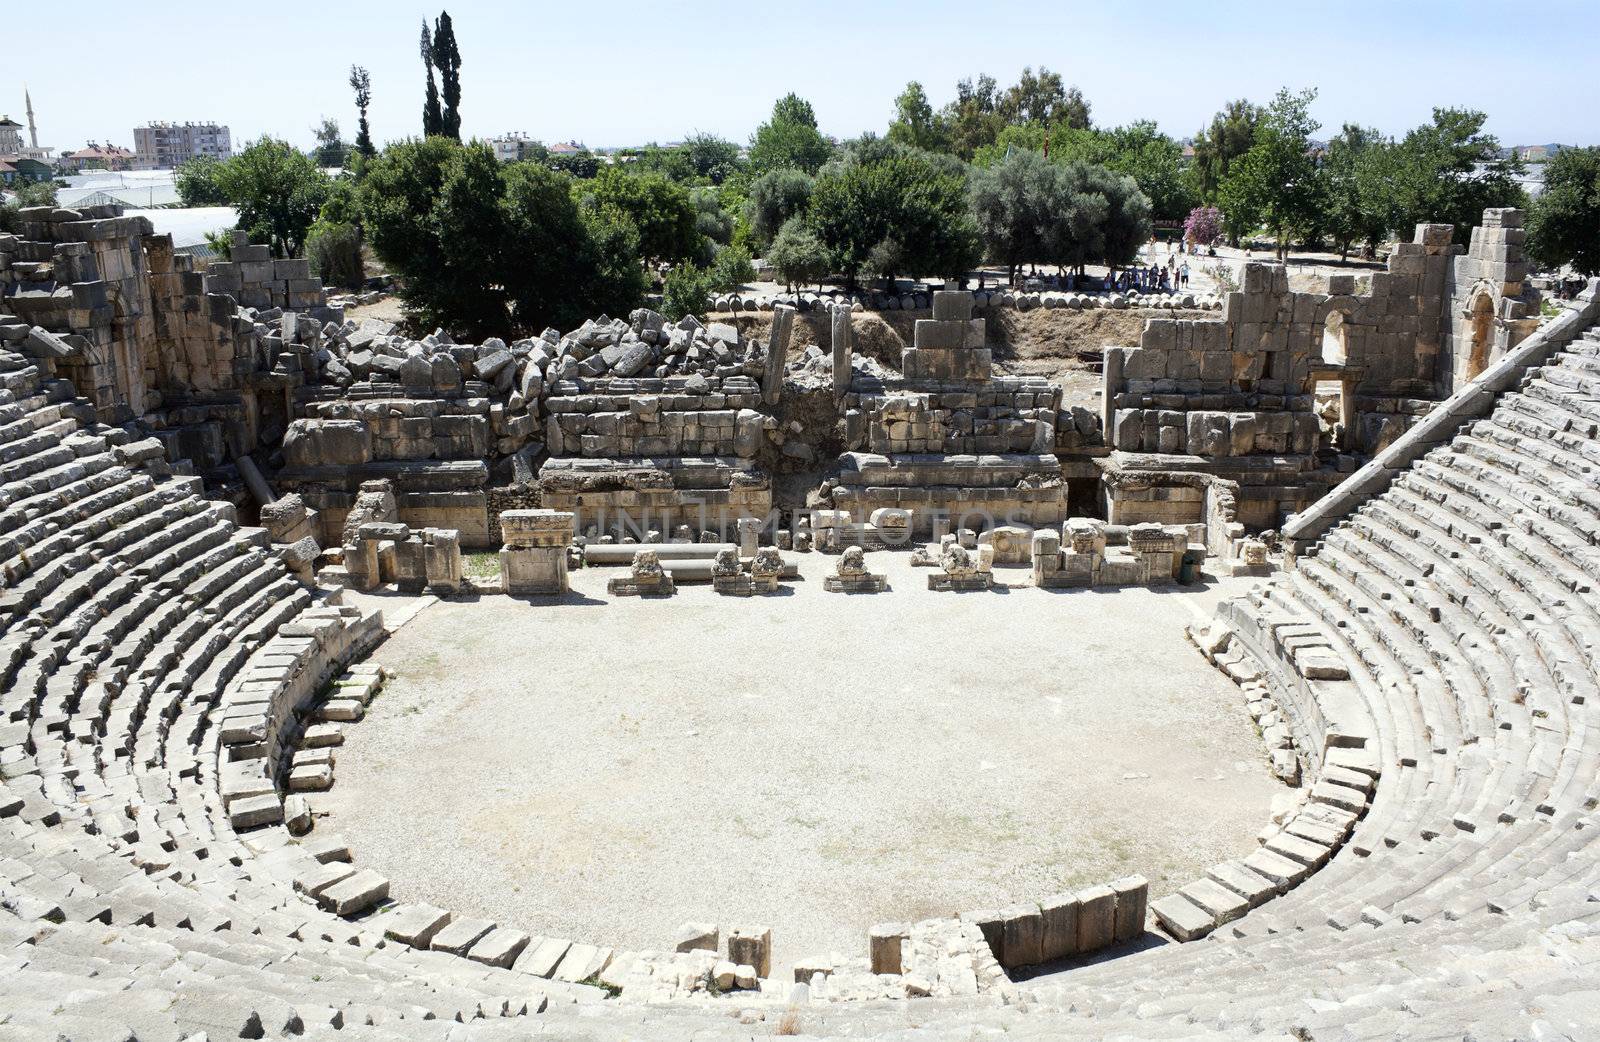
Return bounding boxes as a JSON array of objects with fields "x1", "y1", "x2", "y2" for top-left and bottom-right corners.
[{"x1": 24, "y1": 86, "x2": 37, "y2": 149}]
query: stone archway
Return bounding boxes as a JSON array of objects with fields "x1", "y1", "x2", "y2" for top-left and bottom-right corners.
[{"x1": 1466, "y1": 291, "x2": 1496, "y2": 380}]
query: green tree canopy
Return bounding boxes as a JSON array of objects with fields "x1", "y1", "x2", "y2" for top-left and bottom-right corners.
[
  {"x1": 1217, "y1": 88, "x2": 1322, "y2": 256},
  {"x1": 766, "y1": 216, "x2": 830, "y2": 291},
  {"x1": 359, "y1": 137, "x2": 645, "y2": 336},
  {"x1": 214, "y1": 137, "x2": 332, "y2": 257},
  {"x1": 312, "y1": 117, "x2": 348, "y2": 168},
  {"x1": 432, "y1": 10, "x2": 463, "y2": 141},
  {"x1": 579, "y1": 166, "x2": 702, "y2": 265},
  {"x1": 750, "y1": 93, "x2": 832, "y2": 175},
  {"x1": 808, "y1": 149, "x2": 979, "y2": 287},
  {"x1": 1190, "y1": 99, "x2": 1262, "y2": 203},
  {"x1": 943, "y1": 74, "x2": 1005, "y2": 160},
  {"x1": 1389, "y1": 108, "x2": 1526, "y2": 243},
  {"x1": 1320, "y1": 124, "x2": 1396, "y2": 259},
  {"x1": 888, "y1": 81, "x2": 950, "y2": 154},
  {"x1": 175, "y1": 155, "x2": 228, "y2": 207},
  {"x1": 996, "y1": 66, "x2": 1090, "y2": 129},
  {"x1": 1527, "y1": 146, "x2": 1600, "y2": 276},
  {"x1": 968, "y1": 148, "x2": 1060, "y2": 280},
  {"x1": 349, "y1": 66, "x2": 376, "y2": 159},
  {"x1": 743, "y1": 167, "x2": 814, "y2": 251}
]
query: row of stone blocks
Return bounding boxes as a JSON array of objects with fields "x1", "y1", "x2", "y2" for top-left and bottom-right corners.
[{"x1": 955, "y1": 875, "x2": 1148, "y2": 969}]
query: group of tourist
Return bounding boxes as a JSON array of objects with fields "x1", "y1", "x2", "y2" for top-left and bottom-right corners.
[{"x1": 1107, "y1": 256, "x2": 1190, "y2": 294}]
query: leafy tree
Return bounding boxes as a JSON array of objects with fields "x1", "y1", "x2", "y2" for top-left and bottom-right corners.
[
  {"x1": 708, "y1": 243, "x2": 756, "y2": 292},
  {"x1": 766, "y1": 216, "x2": 830, "y2": 291},
  {"x1": 942, "y1": 74, "x2": 1005, "y2": 160},
  {"x1": 419, "y1": 21, "x2": 443, "y2": 137},
  {"x1": 360, "y1": 138, "x2": 646, "y2": 336},
  {"x1": 691, "y1": 186, "x2": 732, "y2": 262},
  {"x1": 175, "y1": 155, "x2": 228, "y2": 206},
  {"x1": 1190, "y1": 99, "x2": 1261, "y2": 203},
  {"x1": 214, "y1": 138, "x2": 332, "y2": 257},
  {"x1": 580, "y1": 167, "x2": 702, "y2": 265},
  {"x1": 968, "y1": 148, "x2": 1060, "y2": 282},
  {"x1": 432, "y1": 11, "x2": 463, "y2": 141},
  {"x1": 576, "y1": 203, "x2": 649, "y2": 319},
  {"x1": 682, "y1": 132, "x2": 742, "y2": 184},
  {"x1": 1389, "y1": 108, "x2": 1526, "y2": 243},
  {"x1": 312, "y1": 118, "x2": 348, "y2": 168},
  {"x1": 750, "y1": 93, "x2": 832, "y2": 175},
  {"x1": 1320, "y1": 124, "x2": 1395, "y2": 259},
  {"x1": 349, "y1": 65, "x2": 375, "y2": 159},
  {"x1": 772, "y1": 93, "x2": 817, "y2": 128},
  {"x1": 1217, "y1": 88, "x2": 1322, "y2": 257},
  {"x1": 975, "y1": 122, "x2": 1193, "y2": 222},
  {"x1": 12, "y1": 180, "x2": 58, "y2": 208},
  {"x1": 888, "y1": 81, "x2": 949, "y2": 153},
  {"x1": 1183, "y1": 205, "x2": 1224, "y2": 247},
  {"x1": 1055, "y1": 161, "x2": 1151, "y2": 270},
  {"x1": 997, "y1": 66, "x2": 1090, "y2": 129},
  {"x1": 1527, "y1": 146, "x2": 1600, "y2": 275},
  {"x1": 808, "y1": 149, "x2": 979, "y2": 288},
  {"x1": 744, "y1": 167, "x2": 814, "y2": 251}
]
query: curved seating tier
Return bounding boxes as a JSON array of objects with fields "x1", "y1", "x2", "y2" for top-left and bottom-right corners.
[{"x1": 3, "y1": 321, "x2": 1600, "y2": 1039}]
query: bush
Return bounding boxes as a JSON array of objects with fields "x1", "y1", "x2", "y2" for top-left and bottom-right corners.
[
  {"x1": 305, "y1": 220, "x2": 364, "y2": 289},
  {"x1": 660, "y1": 263, "x2": 714, "y2": 321},
  {"x1": 744, "y1": 168, "x2": 814, "y2": 251},
  {"x1": 766, "y1": 217, "x2": 830, "y2": 291},
  {"x1": 708, "y1": 244, "x2": 755, "y2": 292}
]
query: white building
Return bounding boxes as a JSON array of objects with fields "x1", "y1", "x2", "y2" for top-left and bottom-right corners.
[{"x1": 132, "y1": 122, "x2": 232, "y2": 170}]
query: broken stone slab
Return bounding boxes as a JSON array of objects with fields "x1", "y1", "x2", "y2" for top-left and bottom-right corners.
[
  {"x1": 383, "y1": 904, "x2": 451, "y2": 948},
  {"x1": 1151, "y1": 892, "x2": 1216, "y2": 942},
  {"x1": 317, "y1": 869, "x2": 389, "y2": 916},
  {"x1": 1178, "y1": 877, "x2": 1249, "y2": 925},
  {"x1": 1074, "y1": 884, "x2": 1117, "y2": 952},
  {"x1": 430, "y1": 916, "x2": 495, "y2": 956},
  {"x1": 514, "y1": 937, "x2": 571, "y2": 978},
  {"x1": 1039, "y1": 892, "x2": 1080, "y2": 962},
  {"x1": 553, "y1": 943, "x2": 613, "y2": 983},
  {"x1": 468, "y1": 926, "x2": 531, "y2": 968},
  {"x1": 227, "y1": 793, "x2": 282, "y2": 830},
  {"x1": 287, "y1": 764, "x2": 333, "y2": 792}
]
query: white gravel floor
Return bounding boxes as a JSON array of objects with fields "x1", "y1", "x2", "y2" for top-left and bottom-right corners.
[{"x1": 320, "y1": 553, "x2": 1284, "y2": 976}]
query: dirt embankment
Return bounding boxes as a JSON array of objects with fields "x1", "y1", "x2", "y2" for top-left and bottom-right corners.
[{"x1": 721, "y1": 306, "x2": 1213, "y2": 410}]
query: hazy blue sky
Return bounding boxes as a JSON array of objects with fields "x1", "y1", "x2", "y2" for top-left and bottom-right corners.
[{"x1": 10, "y1": 1, "x2": 1598, "y2": 155}]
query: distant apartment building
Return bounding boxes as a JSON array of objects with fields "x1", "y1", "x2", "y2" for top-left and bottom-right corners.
[
  {"x1": 489, "y1": 133, "x2": 540, "y2": 163},
  {"x1": 61, "y1": 143, "x2": 135, "y2": 173},
  {"x1": 132, "y1": 122, "x2": 232, "y2": 170}
]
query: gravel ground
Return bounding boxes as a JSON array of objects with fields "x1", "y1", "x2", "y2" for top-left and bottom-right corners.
[{"x1": 321, "y1": 555, "x2": 1283, "y2": 976}]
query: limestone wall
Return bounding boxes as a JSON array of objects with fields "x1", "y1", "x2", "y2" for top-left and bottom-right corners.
[
  {"x1": 844, "y1": 379, "x2": 1061, "y2": 455},
  {"x1": 543, "y1": 375, "x2": 765, "y2": 459}
]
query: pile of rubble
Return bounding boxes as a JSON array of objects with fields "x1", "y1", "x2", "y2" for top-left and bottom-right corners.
[{"x1": 304, "y1": 309, "x2": 767, "y2": 396}]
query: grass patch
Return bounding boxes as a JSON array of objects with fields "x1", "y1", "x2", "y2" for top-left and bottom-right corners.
[
  {"x1": 462, "y1": 551, "x2": 499, "y2": 581},
  {"x1": 578, "y1": 972, "x2": 622, "y2": 999}
]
